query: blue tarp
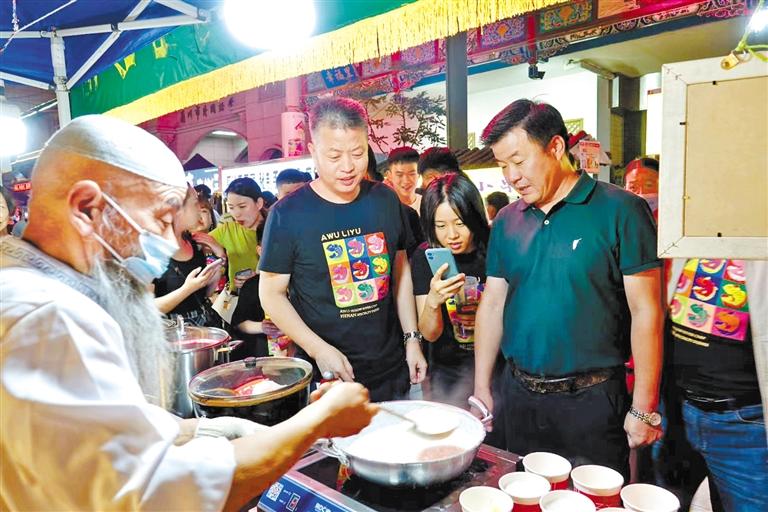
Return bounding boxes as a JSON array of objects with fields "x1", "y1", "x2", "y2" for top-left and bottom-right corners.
[{"x1": 0, "y1": 0, "x2": 222, "y2": 87}]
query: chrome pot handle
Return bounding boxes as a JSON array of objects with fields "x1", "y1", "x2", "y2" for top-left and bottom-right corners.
[
  {"x1": 312, "y1": 438, "x2": 349, "y2": 467},
  {"x1": 468, "y1": 395, "x2": 494, "y2": 425},
  {"x1": 215, "y1": 339, "x2": 244, "y2": 355}
]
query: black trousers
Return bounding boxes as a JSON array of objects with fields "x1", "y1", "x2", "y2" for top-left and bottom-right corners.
[{"x1": 499, "y1": 363, "x2": 631, "y2": 479}]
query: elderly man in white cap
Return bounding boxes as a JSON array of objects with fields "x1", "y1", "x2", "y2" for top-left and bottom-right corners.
[{"x1": 0, "y1": 116, "x2": 377, "y2": 511}]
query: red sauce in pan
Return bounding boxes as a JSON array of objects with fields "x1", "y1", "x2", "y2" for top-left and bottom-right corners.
[{"x1": 415, "y1": 445, "x2": 464, "y2": 461}]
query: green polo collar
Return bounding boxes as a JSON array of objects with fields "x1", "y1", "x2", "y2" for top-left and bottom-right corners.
[
  {"x1": 516, "y1": 171, "x2": 596, "y2": 211},
  {"x1": 563, "y1": 171, "x2": 596, "y2": 204}
]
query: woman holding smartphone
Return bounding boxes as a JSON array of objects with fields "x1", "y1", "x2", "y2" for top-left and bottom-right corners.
[
  {"x1": 412, "y1": 173, "x2": 490, "y2": 407},
  {"x1": 152, "y1": 186, "x2": 225, "y2": 326},
  {"x1": 200, "y1": 177, "x2": 266, "y2": 292}
]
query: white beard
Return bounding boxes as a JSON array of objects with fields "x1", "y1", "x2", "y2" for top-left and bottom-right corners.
[{"x1": 91, "y1": 259, "x2": 173, "y2": 408}]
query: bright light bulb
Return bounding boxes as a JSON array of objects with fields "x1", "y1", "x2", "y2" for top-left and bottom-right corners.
[
  {"x1": 223, "y1": 0, "x2": 316, "y2": 50},
  {"x1": 0, "y1": 102, "x2": 26, "y2": 157},
  {"x1": 749, "y1": 7, "x2": 768, "y2": 32}
]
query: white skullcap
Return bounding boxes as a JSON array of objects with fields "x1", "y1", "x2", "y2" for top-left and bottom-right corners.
[{"x1": 44, "y1": 115, "x2": 186, "y2": 188}]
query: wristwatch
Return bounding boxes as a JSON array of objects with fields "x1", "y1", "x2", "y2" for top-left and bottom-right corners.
[
  {"x1": 403, "y1": 331, "x2": 423, "y2": 347},
  {"x1": 629, "y1": 406, "x2": 662, "y2": 427}
]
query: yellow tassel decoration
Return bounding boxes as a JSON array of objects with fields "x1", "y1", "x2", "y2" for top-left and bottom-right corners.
[{"x1": 106, "y1": 0, "x2": 565, "y2": 124}]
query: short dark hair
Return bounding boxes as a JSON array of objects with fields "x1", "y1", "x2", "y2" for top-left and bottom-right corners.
[
  {"x1": 420, "y1": 173, "x2": 490, "y2": 255},
  {"x1": 309, "y1": 97, "x2": 368, "y2": 136},
  {"x1": 261, "y1": 190, "x2": 277, "y2": 208},
  {"x1": 256, "y1": 220, "x2": 266, "y2": 243},
  {"x1": 387, "y1": 146, "x2": 419, "y2": 166},
  {"x1": 367, "y1": 145, "x2": 383, "y2": 182},
  {"x1": 418, "y1": 147, "x2": 460, "y2": 175},
  {"x1": 485, "y1": 191, "x2": 510, "y2": 211},
  {"x1": 194, "y1": 183, "x2": 212, "y2": 200},
  {"x1": 276, "y1": 168, "x2": 311, "y2": 187},
  {"x1": 481, "y1": 99, "x2": 569, "y2": 152},
  {"x1": 225, "y1": 177, "x2": 262, "y2": 202}
]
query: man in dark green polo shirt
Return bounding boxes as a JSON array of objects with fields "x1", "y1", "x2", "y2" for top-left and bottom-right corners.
[{"x1": 473, "y1": 99, "x2": 664, "y2": 477}]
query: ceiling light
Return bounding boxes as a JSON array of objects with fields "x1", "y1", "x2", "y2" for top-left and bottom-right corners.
[
  {"x1": 223, "y1": 0, "x2": 316, "y2": 50},
  {"x1": 0, "y1": 98, "x2": 26, "y2": 157},
  {"x1": 210, "y1": 130, "x2": 240, "y2": 137}
]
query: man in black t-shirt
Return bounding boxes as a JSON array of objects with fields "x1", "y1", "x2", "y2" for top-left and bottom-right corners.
[
  {"x1": 259, "y1": 97, "x2": 427, "y2": 401},
  {"x1": 667, "y1": 258, "x2": 767, "y2": 511}
]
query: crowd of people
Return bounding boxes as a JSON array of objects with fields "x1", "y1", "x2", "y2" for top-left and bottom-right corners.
[{"x1": 1, "y1": 95, "x2": 765, "y2": 512}]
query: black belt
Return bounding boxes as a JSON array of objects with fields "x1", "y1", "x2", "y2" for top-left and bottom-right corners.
[
  {"x1": 507, "y1": 360, "x2": 622, "y2": 394},
  {"x1": 683, "y1": 390, "x2": 762, "y2": 412}
]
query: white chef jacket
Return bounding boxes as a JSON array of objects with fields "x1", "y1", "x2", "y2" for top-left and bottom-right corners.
[{"x1": 0, "y1": 238, "x2": 236, "y2": 511}]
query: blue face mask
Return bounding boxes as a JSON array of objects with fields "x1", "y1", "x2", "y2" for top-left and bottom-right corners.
[{"x1": 93, "y1": 193, "x2": 179, "y2": 285}]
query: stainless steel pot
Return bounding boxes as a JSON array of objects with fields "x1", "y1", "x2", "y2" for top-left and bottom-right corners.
[
  {"x1": 165, "y1": 319, "x2": 242, "y2": 418},
  {"x1": 316, "y1": 399, "x2": 492, "y2": 487},
  {"x1": 188, "y1": 357, "x2": 313, "y2": 426}
]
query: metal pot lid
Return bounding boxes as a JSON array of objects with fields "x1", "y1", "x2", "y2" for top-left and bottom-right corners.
[
  {"x1": 188, "y1": 357, "x2": 313, "y2": 406},
  {"x1": 167, "y1": 325, "x2": 231, "y2": 352}
]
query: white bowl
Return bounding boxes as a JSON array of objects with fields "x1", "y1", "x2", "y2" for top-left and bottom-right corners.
[
  {"x1": 499, "y1": 471, "x2": 551, "y2": 505},
  {"x1": 621, "y1": 484, "x2": 680, "y2": 512},
  {"x1": 539, "y1": 490, "x2": 596, "y2": 512},
  {"x1": 571, "y1": 464, "x2": 624, "y2": 496},
  {"x1": 522, "y1": 452, "x2": 572, "y2": 485},
  {"x1": 460, "y1": 485, "x2": 515, "y2": 512}
]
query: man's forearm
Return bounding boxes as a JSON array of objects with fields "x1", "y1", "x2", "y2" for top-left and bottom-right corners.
[
  {"x1": 261, "y1": 291, "x2": 330, "y2": 359},
  {"x1": 474, "y1": 299, "x2": 504, "y2": 392},
  {"x1": 224, "y1": 404, "x2": 327, "y2": 512},
  {"x1": 629, "y1": 307, "x2": 663, "y2": 411},
  {"x1": 394, "y1": 251, "x2": 418, "y2": 333}
]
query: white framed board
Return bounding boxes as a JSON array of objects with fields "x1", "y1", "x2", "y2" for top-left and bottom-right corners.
[{"x1": 659, "y1": 52, "x2": 768, "y2": 259}]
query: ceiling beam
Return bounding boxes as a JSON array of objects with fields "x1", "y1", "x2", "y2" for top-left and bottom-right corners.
[
  {"x1": 154, "y1": 0, "x2": 211, "y2": 21},
  {"x1": 0, "y1": 72, "x2": 52, "y2": 90},
  {"x1": 66, "y1": 0, "x2": 153, "y2": 89}
]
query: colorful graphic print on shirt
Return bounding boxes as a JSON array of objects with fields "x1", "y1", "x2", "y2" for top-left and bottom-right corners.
[
  {"x1": 669, "y1": 259, "x2": 749, "y2": 342},
  {"x1": 323, "y1": 232, "x2": 391, "y2": 308}
]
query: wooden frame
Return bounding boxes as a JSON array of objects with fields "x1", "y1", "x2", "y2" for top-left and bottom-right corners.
[{"x1": 659, "y1": 52, "x2": 768, "y2": 259}]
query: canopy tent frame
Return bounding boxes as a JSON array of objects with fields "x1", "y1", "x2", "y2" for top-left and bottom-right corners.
[{"x1": 0, "y1": 0, "x2": 212, "y2": 124}]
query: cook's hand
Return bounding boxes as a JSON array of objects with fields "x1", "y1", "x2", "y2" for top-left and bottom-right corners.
[
  {"x1": 313, "y1": 343, "x2": 355, "y2": 382},
  {"x1": 191, "y1": 232, "x2": 226, "y2": 258},
  {"x1": 183, "y1": 266, "x2": 215, "y2": 292},
  {"x1": 624, "y1": 412, "x2": 662, "y2": 448},
  {"x1": 405, "y1": 339, "x2": 427, "y2": 384},
  {"x1": 195, "y1": 416, "x2": 268, "y2": 440},
  {"x1": 310, "y1": 381, "x2": 335, "y2": 402},
  {"x1": 426, "y1": 264, "x2": 465, "y2": 309},
  {"x1": 313, "y1": 382, "x2": 378, "y2": 438},
  {"x1": 471, "y1": 387, "x2": 494, "y2": 432}
]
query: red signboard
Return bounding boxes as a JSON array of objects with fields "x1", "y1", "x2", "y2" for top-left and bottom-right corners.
[{"x1": 12, "y1": 182, "x2": 31, "y2": 192}]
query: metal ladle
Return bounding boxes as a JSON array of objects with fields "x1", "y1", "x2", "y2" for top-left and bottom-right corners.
[{"x1": 378, "y1": 405, "x2": 460, "y2": 436}]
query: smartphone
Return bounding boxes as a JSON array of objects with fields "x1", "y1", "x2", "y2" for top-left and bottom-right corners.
[
  {"x1": 202, "y1": 257, "x2": 224, "y2": 273},
  {"x1": 425, "y1": 247, "x2": 460, "y2": 279},
  {"x1": 235, "y1": 268, "x2": 255, "y2": 280}
]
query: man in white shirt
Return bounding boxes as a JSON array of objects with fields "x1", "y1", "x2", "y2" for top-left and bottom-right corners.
[{"x1": 0, "y1": 115, "x2": 376, "y2": 512}]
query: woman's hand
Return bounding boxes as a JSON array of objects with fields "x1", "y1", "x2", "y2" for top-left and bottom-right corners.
[
  {"x1": 191, "y1": 232, "x2": 226, "y2": 258},
  {"x1": 426, "y1": 263, "x2": 465, "y2": 309},
  {"x1": 183, "y1": 265, "x2": 220, "y2": 293}
]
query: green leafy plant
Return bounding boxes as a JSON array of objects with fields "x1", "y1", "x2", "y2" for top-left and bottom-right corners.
[{"x1": 345, "y1": 88, "x2": 446, "y2": 153}]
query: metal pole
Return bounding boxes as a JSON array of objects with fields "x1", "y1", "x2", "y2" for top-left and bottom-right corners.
[
  {"x1": 50, "y1": 35, "x2": 71, "y2": 125},
  {"x1": 446, "y1": 32, "x2": 468, "y2": 150}
]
